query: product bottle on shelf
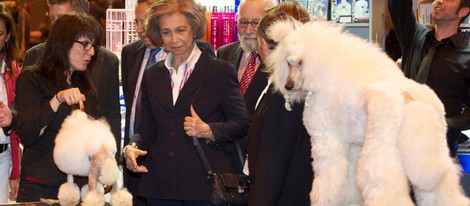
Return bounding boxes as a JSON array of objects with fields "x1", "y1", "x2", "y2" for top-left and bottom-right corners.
[
  {"x1": 220, "y1": 6, "x2": 232, "y2": 47},
  {"x1": 203, "y1": 9, "x2": 212, "y2": 42},
  {"x1": 211, "y1": 6, "x2": 219, "y2": 50}
]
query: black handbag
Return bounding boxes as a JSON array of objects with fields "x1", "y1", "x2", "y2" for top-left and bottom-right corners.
[{"x1": 192, "y1": 137, "x2": 249, "y2": 206}]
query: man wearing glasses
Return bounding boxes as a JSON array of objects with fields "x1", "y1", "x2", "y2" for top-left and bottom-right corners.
[{"x1": 216, "y1": 0, "x2": 277, "y2": 173}]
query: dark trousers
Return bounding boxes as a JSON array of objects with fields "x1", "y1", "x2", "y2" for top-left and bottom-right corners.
[
  {"x1": 134, "y1": 195, "x2": 148, "y2": 206},
  {"x1": 16, "y1": 180, "x2": 59, "y2": 202},
  {"x1": 147, "y1": 199, "x2": 213, "y2": 206}
]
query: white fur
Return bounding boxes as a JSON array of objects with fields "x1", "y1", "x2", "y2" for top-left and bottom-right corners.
[
  {"x1": 110, "y1": 188, "x2": 133, "y2": 206},
  {"x1": 54, "y1": 110, "x2": 116, "y2": 175},
  {"x1": 57, "y1": 182, "x2": 80, "y2": 206},
  {"x1": 268, "y1": 20, "x2": 469, "y2": 206},
  {"x1": 82, "y1": 190, "x2": 105, "y2": 206},
  {"x1": 54, "y1": 110, "x2": 131, "y2": 205},
  {"x1": 99, "y1": 158, "x2": 120, "y2": 185}
]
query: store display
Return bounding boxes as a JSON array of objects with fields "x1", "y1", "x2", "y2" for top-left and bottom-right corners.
[
  {"x1": 353, "y1": 0, "x2": 369, "y2": 22},
  {"x1": 208, "y1": 7, "x2": 237, "y2": 50},
  {"x1": 417, "y1": 0, "x2": 433, "y2": 26},
  {"x1": 308, "y1": 0, "x2": 328, "y2": 20},
  {"x1": 336, "y1": 0, "x2": 352, "y2": 22}
]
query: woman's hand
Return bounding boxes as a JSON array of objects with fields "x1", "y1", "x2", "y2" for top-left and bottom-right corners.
[
  {"x1": 0, "y1": 101, "x2": 12, "y2": 127},
  {"x1": 57, "y1": 87, "x2": 86, "y2": 109},
  {"x1": 184, "y1": 106, "x2": 215, "y2": 140},
  {"x1": 9, "y1": 179, "x2": 19, "y2": 200},
  {"x1": 124, "y1": 145, "x2": 148, "y2": 173},
  {"x1": 51, "y1": 87, "x2": 86, "y2": 112}
]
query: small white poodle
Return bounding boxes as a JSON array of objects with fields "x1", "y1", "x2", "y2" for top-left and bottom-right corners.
[
  {"x1": 267, "y1": 18, "x2": 469, "y2": 206},
  {"x1": 54, "y1": 110, "x2": 132, "y2": 206}
]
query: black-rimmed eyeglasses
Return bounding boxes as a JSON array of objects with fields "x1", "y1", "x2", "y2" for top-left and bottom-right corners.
[
  {"x1": 237, "y1": 19, "x2": 260, "y2": 28},
  {"x1": 74, "y1": 40, "x2": 97, "y2": 51}
]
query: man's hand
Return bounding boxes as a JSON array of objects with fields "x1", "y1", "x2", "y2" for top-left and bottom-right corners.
[
  {"x1": 0, "y1": 101, "x2": 12, "y2": 127},
  {"x1": 124, "y1": 146, "x2": 148, "y2": 173}
]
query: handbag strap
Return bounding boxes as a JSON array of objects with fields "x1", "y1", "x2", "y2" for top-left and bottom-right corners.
[
  {"x1": 235, "y1": 142, "x2": 244, "y2": 166},
  {"x1": 192, "y1": 137, "x2": 213, "y2": 176}
]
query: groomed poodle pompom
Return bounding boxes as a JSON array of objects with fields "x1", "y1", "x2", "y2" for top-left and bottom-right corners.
[
  {"x1": 110, "y1": 188, "x2": 133, "y2": 206},
  {"x1": 268, "y1": 16, "x2": 469, "y2": 206},
  {"x1": 80, "y1": 182, "x2": 104, "y2": 199},
  {"x1": 57, "y1": 182, "x2": 80, "y2": 206},
  {"x1": 54, "y1": 110, "x2": 132, "y2": 206},
  {"x1": 99, "y1": 157, "x2": 120, "y2": 185},
  {"x1": 82, "y1": 190, "x2": 105, "y2": 206}
]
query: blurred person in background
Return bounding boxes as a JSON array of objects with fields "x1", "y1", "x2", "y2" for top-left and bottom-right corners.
[
  {"x1": 216, "y1": 0, "x2": 277, "y2": 176},
  {"x1": 0, "y1": 2, "x2": 20, "y2": 203}
]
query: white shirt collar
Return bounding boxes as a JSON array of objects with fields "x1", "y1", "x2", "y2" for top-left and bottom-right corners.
[{"x1": 164, "y1": 43, "x2": 201, "y2": 71}]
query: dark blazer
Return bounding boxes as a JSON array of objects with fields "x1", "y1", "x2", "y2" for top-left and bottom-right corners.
[
  {"x1": 121, "y1": 40, "x2": 215, "y2": 203},
  {"x1": 247, "y1": 86, "x2": 313, "y2": 206},
  {"x1": 130, "y1": 50, "x2": 250, "y2": 200},
  {"x1": 122, "y1": 40, "x2": 216, "y2": 147},
  {"x1": 217, "y1": 41, "x2": 269, "y2": 172},
  {"x1": 23, "y1": 43, "x2": 122, "y2": 160},
  {"x1": 120, "y1": 40, "x2": 147, "y2": 199}
]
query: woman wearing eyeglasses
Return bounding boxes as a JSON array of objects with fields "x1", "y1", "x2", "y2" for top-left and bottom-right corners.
[{"x1": 15, "y1": 12, "x2": 101, "y2": 202}]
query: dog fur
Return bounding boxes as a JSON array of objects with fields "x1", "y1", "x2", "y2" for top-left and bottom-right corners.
[
  {"x1": 54, "y1": 110, "x2": 132, "y2": 206},
  {"x1": 267, "y1": 18, "x2": 469, "y2": 206}
]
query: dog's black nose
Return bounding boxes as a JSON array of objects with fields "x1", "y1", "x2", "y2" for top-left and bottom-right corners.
[{"x1": 285, "y1": 84, "x2": 294, "y2": 91}]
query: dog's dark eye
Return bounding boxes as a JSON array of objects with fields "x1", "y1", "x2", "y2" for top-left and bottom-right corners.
[
  {"x1": 299, "y1": 60, "x2": 303, "y2": 66},
  {"x1": 287, "y1": 62, "x2": 293, "y2": 67}
]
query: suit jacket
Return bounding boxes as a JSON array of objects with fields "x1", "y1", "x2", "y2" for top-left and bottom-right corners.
[
  {"x1": 121, "y1": 40, "x2": 215, "y2": 199},
  {"x1": 247, "y1": 85, "x2": 313, "y2": 206},
  {"x1": 216, "y1": 41, "x2": 269, "y2": 172},
  {"x1": 122, "y1": 40, "x2": 215, "y2": 147},
  {"x1": 130, "y1": 50, "x2": 250, "y2": 200},
  {"x1": 23, "y1": 43, "x2": 122, "y2": 160}
]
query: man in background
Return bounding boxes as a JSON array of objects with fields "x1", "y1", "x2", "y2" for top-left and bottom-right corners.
[
  {"x1": 216, "y1": 0, "x2": 276, "y2": 173},
  {"x1": 23, "y1": 0, "x2": 121, "y2": 160},
  {"x1": 389, "y1": 0, "x2": 470, "y2": 158}
]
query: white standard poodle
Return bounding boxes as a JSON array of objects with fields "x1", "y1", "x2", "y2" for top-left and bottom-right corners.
[
  {"x1": 54, "y1": 110, "x2": 132, "y2": 206},
  {"x1": 266, "y1": 17, "x2": 469, "y2": 206}
]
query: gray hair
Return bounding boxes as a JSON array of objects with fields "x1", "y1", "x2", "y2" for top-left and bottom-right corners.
[{"x1": 236, "y1": 0, "x2": 278, "y2": 19}]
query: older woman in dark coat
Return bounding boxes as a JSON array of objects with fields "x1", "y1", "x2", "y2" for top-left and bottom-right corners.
[{"x1": 123, "y1": 0, "x2": 250, "y2": 205}]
